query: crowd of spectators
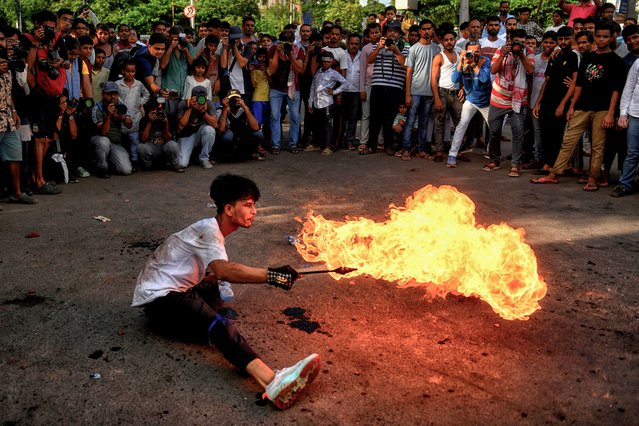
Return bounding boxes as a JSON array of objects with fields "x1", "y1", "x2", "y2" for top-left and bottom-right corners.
[{"x1": 1, "y1": 0, "x2": 639, "y2": 206}]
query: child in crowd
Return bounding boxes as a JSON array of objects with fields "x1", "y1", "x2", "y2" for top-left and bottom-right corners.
[
  {"x1": 251, "y1": 47, "x2": 270, "y2": 155},
  {"x1": 92, "y1": 47, "x2": 110, "y2": 103},
  {"x1": 392, "y1": 104, "x2": 415, "y2": 154},
  {"x1": 183, "y1": 57, "x2": 213, "y2": 101},
  {"x1": 308, "y1": 51, "x2": 348, "y2": 156},
  {"x1": 116, "y1": 60, "x2": 151, "y2": 169}
]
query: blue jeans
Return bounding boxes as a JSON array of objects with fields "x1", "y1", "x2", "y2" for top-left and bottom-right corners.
[
  {"x1": 402, "y1": 95, "x2": 433, "y2": 152},
  {"x1": 269, "y1": 89, "x2": 300, "y2": 149},
  {"x1": 619, "y1": 115, "x2": 639, "y2": 191},
  {"x1": 177, "y1": 125, "x2": 216, "y2": 168}
]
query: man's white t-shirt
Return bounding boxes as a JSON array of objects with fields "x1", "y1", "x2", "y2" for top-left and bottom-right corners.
[
  {"x1": 132, "y1": 218, "x2": 228, "y2": 306},
  {"x1": 323, "y1": 46, "x2": 349, "y2": 71}
]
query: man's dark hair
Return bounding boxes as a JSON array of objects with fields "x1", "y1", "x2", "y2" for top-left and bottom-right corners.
[
  {"x1": 117, "y1": 23, "x2": 129, "y2": 31},
  {"x1": 459, "y1": 21, "x2": 469, "y2": 31},
  {"x1": 210, "y1": 174, "x2": 261, "y2": 214},
  {"x1": 348, "y1": 32, "x2": 361, "y2": 42},
  {"x1": 309, "y1": 31, "x2": 323, "y2": 42},
  {"x1": 78, "y1": 36, "x2": 93, "y2": 46},
  {"x1": 260, "y1": 33, "x2": 274, "y2": 41},
  {"x1": 584, "y1": 16, "x2": 598, "y2": 25},
  {"x1": 368, "y1": 13, "x2": 376, "y2": 18},
  {"x1": 221, "y1": 21, "x2": 231, "y2": 30},
  {"x1": 72, "y1": 18, "x2": 87, "y2": 29},
  {"x1": 499, "y1": 0, "x2": 509, "y2": 7},
  {"x1": 242, "y1": 15, "x2": 255, "y2": 24},
  {"x1": 207, "y1": 18, "x2": 222, "y2": 29},
  {"x1": 366, "y1": 22, "x2": 381, "y2": 31},
  {"x1": 94, "y1": 47, "x2": 105, "y2": 56},
  {"x1": 542, "y1": 30, "x2": 557, "y2": 41},
  {"x1": 169, "y1": 25, "x2": 183, "y2": 36},
  {"x1": 556, "y1": 26, "x2": 574, "y2": 37},
  {"x1": 486, "y1": 15, "x2": 501, "y2": 24},
  {"x1": 151, "y1": 21, "x2": 166, "y2": 32},
  {"x1": 278, "y1": 29, "x2": 295, "y2": 43},
  {"x1": 63, "y1": 35, "x2": 80, "y2": 50},
  {"x1": 553, "y1": 9, "x2": 565, "y2": 18},
  {"x1": 575, "y1": 30, "x2": 594, "y2": 42},
  {"x1": 321, "y1": 20, "x2": 333, "y2": 29},
  {"x1": 572, "y1": 18, "x2": 585, "y2": 25},
  {"x1": 594, "y1": 20, "x2": 614, "y2": 35},
  {"x1": 385, "y1": 5, "x2": 397, "y2": 13},
  {"x1": 600, "y1": 2, "x2": 616, "y2": 11},
  {"x1": 283, "y1": 23, "x2": 296, "y2": 31},
  {"x1": 57, "y1": 8, "x2": 73, "y2": 18},
  {"x1": 408, "y1": 24, "x2": 419, "y2": 33},
  {"x1": 518, "y1": 6, "x2": 532, "y2": 14},
  {"x1": 205, "y1": 34, "x2": 220, "y2": 45},
  {"x1": 622, "y1": 24, "x2": 638, "y2": 41},
  {"x1": 625, "y1": 17, "x2": 638, "y2": 25},
  {"x1": 510, "y1": 28, "x2": 527, "y2": 39},
  {"x1": 122, "y1": 59, "x2": 136, "y2": 69},
  {"x1": 320, "y1": 26, "x2": 331, "y2": 36},
  {"x1": 96, "y1": 23, "x2": 109, "y2": 33},
  {"x1": 32, "y1": 10, "x2": 57, "y2": 25},
  {"x1": 419, "y1": 18, "x2": 435, "y2": 28},
  {"x1": 440, "y1": 29, "x2": 457, "y2": 40},
  {"x1": 148, "y1": 33, "x2": 167, "y2": 46},
  {"x1": 330, "y1": 24, "x2": 343, "y2": 34}
]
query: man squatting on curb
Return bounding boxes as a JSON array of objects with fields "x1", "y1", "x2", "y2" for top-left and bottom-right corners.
[{"x1": 132, "y1": 173, "x2": 319, "y2": 410}]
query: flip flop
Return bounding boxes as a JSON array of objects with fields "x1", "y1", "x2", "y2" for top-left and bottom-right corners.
[
  {"x1": 530, "y1": 176, "x2": 558, "y2": 184},
  {"x1": 583, "y1": 182, "x2": 599, "y2": 192}
]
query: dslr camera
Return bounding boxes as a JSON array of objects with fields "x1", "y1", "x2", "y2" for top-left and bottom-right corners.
[
  {"x1": 196, "y1": 94, "x2": 207, "y2": 105},
  {"x1": 166, "y1": 89, "x2": 179, "y2": 100},
  {"x1": 178, "y1": 37, "x2": 189, "y2": 48},
  {"x1": 68, "y1": 97, "x2": 95, "y2": 112},
  {"x1": 282, "y1": 42, "x2": 292, "y2": 54},
  {"x1": 228, "y1": 96, "x2": 239, "y2": 108},
  {"x1": 313, "y1": 44, "x2": 322, "y2": 57},
  {"x1": 511, "y1": 40, "x2": 525, "y2": 55},
  {"x1": 114, "y1": 103, "x2": 128, "y2": 116},
  {"x1": 384, "y1": 38, "x2": 395, "y2": 48}
]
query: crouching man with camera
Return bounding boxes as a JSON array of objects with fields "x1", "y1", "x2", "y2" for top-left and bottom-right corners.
[
  {"x1": 137, "y1": 98, "x2": 182, "y2": 172},
  {"x1": 176, "y1": 85, "x2": 218, "y2": 169},
  {"x1": 90, "y1": 81, "x2": 133, "y2": 178},
  {"x1": 215, "y1": 89, "x2": 264, "y2": 161},
  {"x1": 483, "y1": 29, "x2": 535, "y2": 176}
]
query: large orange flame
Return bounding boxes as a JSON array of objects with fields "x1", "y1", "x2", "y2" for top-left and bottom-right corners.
[{"x1": 295, "y1": 185, "x2": 547, "y2": 320}]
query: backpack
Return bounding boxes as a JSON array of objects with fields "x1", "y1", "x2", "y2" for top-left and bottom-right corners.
[{"x1": 24, "y1": 33, "x2": 67, "y2": 97}]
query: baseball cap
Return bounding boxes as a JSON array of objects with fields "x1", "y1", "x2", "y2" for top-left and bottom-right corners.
[
  {"x1": 102, "y1": 81, "x2": 119, "y2": 93},
  {"x1": 227, "y1": 89, "x2": 241, "y2": 99},
  {"x1": 191, "y1": 86, "x2": 207, "y2": 97},
  {"x1": 229, "y1": 26, "x2": 242, "y2": 40}
]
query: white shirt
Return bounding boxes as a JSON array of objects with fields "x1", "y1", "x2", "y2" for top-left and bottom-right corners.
[
  {"x1": 344, "y1": 51, "x2": 361, "y2": 93},
  {"x1": 323, "y1": 46, "x2": 349, "y2": 71},
  {"x1": 116, "y1": 78, "x2": 150, "y2": 132},
  {"x1": 620, "y1": 59, "x2": 639, "y2": 118},
  {"x1": 132, "y1": 218, "x2": 228, "y2": 306}
]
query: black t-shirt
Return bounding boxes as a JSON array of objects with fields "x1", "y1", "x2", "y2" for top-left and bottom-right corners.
[
  {"x1": 575, "y1": 51, "x2": 626, "y2": 112},
  {"x1": 140, "y1": 116, "x2": 169, "y2": 144},
  {"x1": 177, "y1": 99, "x2": 215, "y2": 138},
  {"x1": 542, "y1": 50, "x2": 579, "y2": 108}
]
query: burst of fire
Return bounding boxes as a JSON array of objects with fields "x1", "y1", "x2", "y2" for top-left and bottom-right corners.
[{"x1": 295, "y1": 185, "x2": 547, "y2": 321}]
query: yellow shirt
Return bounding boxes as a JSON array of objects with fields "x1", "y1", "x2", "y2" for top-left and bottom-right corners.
[{"x1": 251, "y1": 69, "x2": 269, "y2": 102}]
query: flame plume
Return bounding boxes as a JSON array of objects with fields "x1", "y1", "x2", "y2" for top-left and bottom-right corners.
[{"x1": 295, "y1": 185, "x2": 547, "y2": 320}]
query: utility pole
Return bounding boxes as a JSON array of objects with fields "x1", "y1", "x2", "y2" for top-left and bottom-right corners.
[{"x1": 459, "y1": 0, "x2": 469, "y2": 24}]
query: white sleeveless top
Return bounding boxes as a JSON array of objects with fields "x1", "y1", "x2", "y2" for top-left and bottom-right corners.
[{"x1": 438, "y1": 51, "x2": 459, "y2": 90}]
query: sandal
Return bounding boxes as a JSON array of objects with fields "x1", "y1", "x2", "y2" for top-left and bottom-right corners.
[
  {"x1": 271, "y1": 147, "x2": 281, "y2": 155},
  {"x1": 358, "y1": 145, "x2": 372, "y2": 155},
  {"x1": 482, "y1": 162, "x2": 501, "y2": 172},
  {"x1": 530, "y1": 176, "x2": 558, "y2": 184},
  {"x1": 507, "y1": 167, "x2": 520, "y2": 177},
  {"x1": 583, "y1": 181, "x2": 599, "y2": 192},
  {"x1": 401, "y1": 150, "x2": 410, "y2": 161}
]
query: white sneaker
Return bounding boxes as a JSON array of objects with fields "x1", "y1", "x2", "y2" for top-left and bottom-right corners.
[
  {"x1": 201, "y1": 160, "x2": 213, "y2": 169},
  {"x1": 265, "y1": 353, "x2": 320, "y2": 410},
  {"x1": 218, "y1": 280, "x2": 234, "y2": 302}
]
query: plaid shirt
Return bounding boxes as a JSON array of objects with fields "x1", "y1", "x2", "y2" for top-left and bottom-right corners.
[{"x1": 517, "y1": 21, "x2": 545, "y2": 41}]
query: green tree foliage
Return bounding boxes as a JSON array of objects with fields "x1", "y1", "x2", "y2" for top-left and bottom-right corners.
[
  {"x1": 323, "y1": 0, "x2": 363, "y2": 32},
  {"x1": 257, "y1": 3, "x2": 291, "y2": 36}
]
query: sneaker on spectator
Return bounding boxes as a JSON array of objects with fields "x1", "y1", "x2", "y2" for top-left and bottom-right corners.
[
  {"x1": 8, "y1": 193, "x2": 38, "y2": 204},
  {"x1": 321, "y1": 147, "x2": 333, "y2": 156},
  {"x1": 75, "y1": 166, "x2": 90, "y2": 178},
  {"x1": 447, "y1": 156, "x2": 457, "y2": 168},
  {"x1": 218, "y1": 280, "x2": 234, "y2": 302},
  {"x1": 33, "y1": 182, "x2": 62, "y2": 194},
  {"x1": 265, "y1": 353, "x2": 320, "y2": 410},
  {"x1": 201, "y1": 160, "x2": 213, "y2": 169}
]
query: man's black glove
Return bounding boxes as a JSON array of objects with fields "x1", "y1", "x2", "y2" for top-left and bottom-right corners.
[{"x1": 267, "y1": 265, "x2": 300, "y2": 290}]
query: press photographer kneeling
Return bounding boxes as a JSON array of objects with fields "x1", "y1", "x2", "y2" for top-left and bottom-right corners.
[
  {"x1": 215, "y1": 89, "x2": 264, "y2": 162},
  {"x1": 137, "y1": 98, "x2": 181, "y2": 172},
  {"x1": 90, "y1": 81, "x2": 133, "y2": 178}
]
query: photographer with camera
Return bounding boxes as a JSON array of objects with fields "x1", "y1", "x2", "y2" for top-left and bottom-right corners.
[
  {"x1": 161, "y1": 26, "x2": 195, "y2": 101},
  {"x1": 267, "y1": 29, "x2": 305, "y2": 154},
  {"x1": 447, "y1": 41, "x2": 493, "y2": 168},
  {"x1": 215, "y1": 89, "x2": 264, "y2": 161},
  {"x1": 483, "y1": 29, "x2": 535, "y2": 176},
  {"x1": 137, "y1": 97, "x2": 181, "y2": 172},
  {"x1": 364, "y1": 20, "x2": 409, "y2": 156},
  {"x1": 90, "y1": 81, "x2": 133, "y2": 178},
  {"x1": 176, "y1": 85, "x2": 218, "y2": 169},
  {"x1": 0, "y1": 26, "x2": 36, "y2": 204},
  {"x1": 219, "y1": 26, "x2": 252, "y2": 102},
  {"x1": 24, "y1": 10, "x2": 68, "y2": 195}
]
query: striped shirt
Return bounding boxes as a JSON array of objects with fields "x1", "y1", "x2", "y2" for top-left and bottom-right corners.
[
  {"x1": 371, "y1": 42, "x2": 410, "y2": 90},
  {"x1": 490, "y1": 47, "x2": 535, "y2": 109}
]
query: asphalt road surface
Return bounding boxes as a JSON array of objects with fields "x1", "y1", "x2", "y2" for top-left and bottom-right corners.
[{"x1": 1, "y1": 145, "x2": 638, "y2": 425}]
